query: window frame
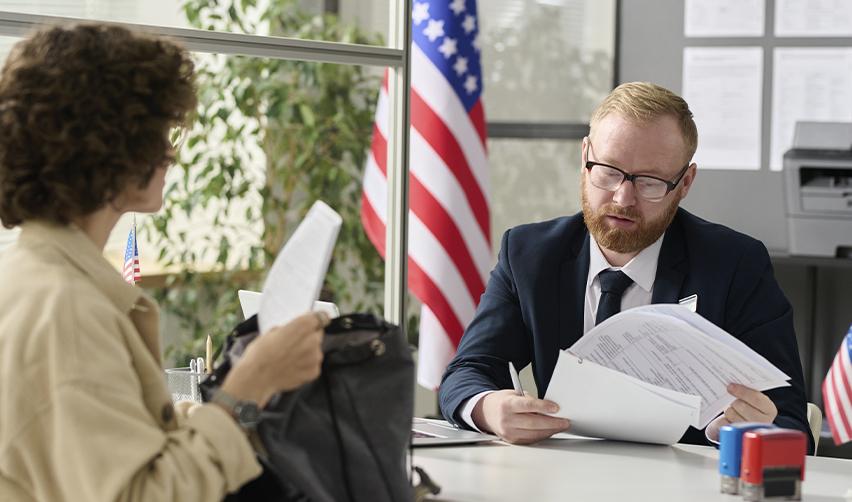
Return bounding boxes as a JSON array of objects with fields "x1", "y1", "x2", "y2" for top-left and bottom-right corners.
[
  {"x1": 485, "y1": 0, "x2": 621, "y2": 140},
  {"x1": 0, "y1": 4, "x2": 413, "y2": 329}
]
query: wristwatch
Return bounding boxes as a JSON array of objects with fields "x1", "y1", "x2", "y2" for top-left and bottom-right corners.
[{"x1": 210, "y1": 388, "x2": 261, "y2": 430}]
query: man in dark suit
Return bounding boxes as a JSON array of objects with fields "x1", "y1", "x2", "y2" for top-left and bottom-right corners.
[{"x1": 439, "y1": 82, "x2": 811, "y2": 451}]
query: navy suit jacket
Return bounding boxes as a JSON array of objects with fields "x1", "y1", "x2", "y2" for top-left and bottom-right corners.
[{"x1": 439, "y1": 208, "x2": 812, "y2": 452}]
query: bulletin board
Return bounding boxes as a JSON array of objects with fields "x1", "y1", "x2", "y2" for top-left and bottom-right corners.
[{"x1": 617, "y1": 0, "x2": 852, "y2": 251}]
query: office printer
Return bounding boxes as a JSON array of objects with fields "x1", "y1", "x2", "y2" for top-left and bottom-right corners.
[{"x1": 784, "y1": 122, "x2": 852, "y2": 257}]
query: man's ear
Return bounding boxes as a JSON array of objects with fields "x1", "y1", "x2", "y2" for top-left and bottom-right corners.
[{"x1": 678, "y1": 163, "x2": 698, "y2": 199}]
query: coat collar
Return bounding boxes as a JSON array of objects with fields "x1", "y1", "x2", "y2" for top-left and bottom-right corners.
[
  {"x1": 17, "y1": 221, "x2": 161, "y2": 359},
  {"x1": 558, "y1": 226, "x2": 590, "y2": 349},
  {"x1": 651, "y1": 209, "x2": 688, "y2": 304},
  {"x1": 558, "y1": 209, "x2": 689, "y2": 348},
  {"x1": 19, "y1": 221, "x2": 147, "y2": 312}
]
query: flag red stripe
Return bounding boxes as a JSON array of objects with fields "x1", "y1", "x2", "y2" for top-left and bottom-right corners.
[
  {"x1": 361, "y1": 194, "x2": 469, "y2": 348},
  {"x1": 833, "y1": 352, "x2": 852, "y2": 437},
  {"x1": 823, "y1": 379, "x2": 841, "y2": 444},
  {"x1": 370, "y1": 124, "x2": 388, "y2": 175},
  {"x1": 360, "y1": 194, "x2": 386, "y2": 258},
  {"x1": 469, "y1": 100, "x2": 487, "y2": 149},
  {"x1": 372, "y1": 95, "x2": 489, "y2": 294},
  {"x1": 365, "y1": 25, "x2": 490, "y2": 387},
  {"x1": 838, "y1": 349, "x2": 852, "y2": 403},
  {"x1": 825, "y1": 373, "x2": 851, "y2": 443},
  {"x1": 410, "y1": 175, "x2": 485, "y2": 300},
  {"x1": 407, "y1": 257, "x2": 465, "y2": 347},
  {"x1": 363, "y1": 172, "x2": 484, "y2": 320},
  {"x1": 368, "y1": 127, "x2": 487, "y2": 304},
  {"x1": 411, "y1": 89, "x2": 490, "y2": 241}
]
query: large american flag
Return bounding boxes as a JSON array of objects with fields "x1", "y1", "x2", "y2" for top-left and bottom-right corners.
[
  {"x1": 823, "y1": 324, "x2": 852, "y2": 445},
  {"x1": 361, "y1": 0, "x2": 491, "y2": 389},
  {"x1": 123, "y1": 221, "x2": 141, "y2": 285}
]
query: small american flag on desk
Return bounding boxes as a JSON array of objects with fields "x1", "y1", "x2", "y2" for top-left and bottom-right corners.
[
  {"x1": 823, "y1": 324, "x2": 852, "y2": 445},
  {"x1": 361, "y1": 0, "x2": 491, "y2": 389},
  {"x1": 123, "y1": 219, "x2": 141, "y2": 285}
]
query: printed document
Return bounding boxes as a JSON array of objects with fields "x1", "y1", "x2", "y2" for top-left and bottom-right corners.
[
  {"x1": 546, "y1": 350, "x2": 702, "y2": 444},
  {"x1": 544, "y1": 304, "x2": 790, "y2": 444},
  {"x1": 682, "y1": 47, "x2": 763, "y2": 170},
  {"x1": 258, "y1": 200, "x2": 342, "y2": 335}
]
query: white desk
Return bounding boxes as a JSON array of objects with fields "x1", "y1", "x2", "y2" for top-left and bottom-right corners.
[{"x1": 414, "y1": 438, "x2": 852, "y2": 501}]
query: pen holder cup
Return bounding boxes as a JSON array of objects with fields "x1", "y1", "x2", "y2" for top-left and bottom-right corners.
[{"x1": 164, "y1": 367, "x2": 205, "y2": 403}]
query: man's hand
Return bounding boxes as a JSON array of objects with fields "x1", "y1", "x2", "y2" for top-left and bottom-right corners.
[
  {"x1": 471, "y1": 389, "x2": 571, "y2": 444},
  {"x1": 706, "y1": 383, "x2": 778, "y2": 441}
]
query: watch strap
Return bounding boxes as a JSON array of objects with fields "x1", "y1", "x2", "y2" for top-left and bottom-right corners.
[{"x1": 210, "y1": 388, "x2": 260, "y2": 430}]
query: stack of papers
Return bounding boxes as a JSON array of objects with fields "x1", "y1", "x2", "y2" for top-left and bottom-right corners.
[{"x1": 543, "y1": 304, "x2": 790, "y2": 445}]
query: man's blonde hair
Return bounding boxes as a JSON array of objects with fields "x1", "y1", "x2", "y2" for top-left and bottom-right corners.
[{"x1": 589, "y1": 82, "x2": 698, "y2": 162}]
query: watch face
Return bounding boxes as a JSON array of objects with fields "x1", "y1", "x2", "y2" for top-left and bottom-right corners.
[{"x1": 236, "y1": 402, "x2": 261, "y2": 428}]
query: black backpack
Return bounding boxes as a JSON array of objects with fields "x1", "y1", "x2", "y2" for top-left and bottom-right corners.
[{"x1": 201, "y1": 313, "x2": 415, "y2": 502}]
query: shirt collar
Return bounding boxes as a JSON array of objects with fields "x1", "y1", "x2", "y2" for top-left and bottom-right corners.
[
  {"x1": 588, "y1": 232, "x2": 665, "y2": 293},
  {"x1": 18, "y1": 220, "x2": 149, "y2": 314}
]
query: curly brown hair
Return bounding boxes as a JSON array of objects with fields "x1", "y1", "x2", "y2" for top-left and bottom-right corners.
[{"x1": 0, "y1": 24, "x2": 197, "y2": 227}]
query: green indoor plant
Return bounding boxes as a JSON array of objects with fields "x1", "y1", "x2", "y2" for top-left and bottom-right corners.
[{"x1": 146, "y1": 0, "x2": 389, "y2": 363}]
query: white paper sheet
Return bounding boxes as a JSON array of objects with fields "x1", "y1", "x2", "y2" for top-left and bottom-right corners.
[
  {"x1": 544, "y1": 351, "x2": 700, "y2": 445},
  {"x1": 682, "y1": 47, "x2": 763, "y2": 170},
  {"x1": 635, "y1": 304, "x2": 788, "y2": 376},
  {"x1": 770, "y1": 48, "x2": 852, "y2": 170},
  {"x1": 569, "y1": 305, "x2": 790, "y2": 428},
  {"x1": 258, "y1": 200, "x2": 342, "y2": 335},
  {"x1": 684, "y1": 0, "x2": 765, "y2": 37},
  {"x1": 775, "y1": 0, "x2": 852, "y2": 37}
]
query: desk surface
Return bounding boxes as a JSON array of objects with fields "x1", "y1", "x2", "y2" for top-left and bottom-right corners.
[{"x1": 413, "y1": 438, "x2": 852, "y2": 501}]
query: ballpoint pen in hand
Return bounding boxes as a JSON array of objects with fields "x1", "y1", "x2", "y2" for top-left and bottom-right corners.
[{"x1": 508, "y1": 362, "x2": 525, "y2": 397}]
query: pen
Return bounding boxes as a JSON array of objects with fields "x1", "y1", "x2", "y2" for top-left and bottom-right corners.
[{"x1": 508, "y1": 362, "x2": 525, "y2": 397}]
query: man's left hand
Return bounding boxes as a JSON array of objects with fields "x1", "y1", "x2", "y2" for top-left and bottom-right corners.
[{"x1": 705, "y1": 383, "x2": 778, "y2": 442}]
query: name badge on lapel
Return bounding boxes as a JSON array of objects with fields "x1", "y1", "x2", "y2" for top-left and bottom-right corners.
[{"x1": 678, "y1": 294, "x2": 698, "y2": 313}]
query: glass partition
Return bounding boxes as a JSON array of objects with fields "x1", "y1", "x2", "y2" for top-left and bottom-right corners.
[{"x1": 488, "y1": 139, "x2": 582, "y2": 252}]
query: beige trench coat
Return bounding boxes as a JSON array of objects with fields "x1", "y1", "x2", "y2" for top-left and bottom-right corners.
[{"x1": 0, "y1": 222, "x2": 261, "y2": 501}]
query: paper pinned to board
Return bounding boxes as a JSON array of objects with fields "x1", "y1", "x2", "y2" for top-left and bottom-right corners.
[
  {"x1": 544, "y1": 350, "x2": 701, "y2": 445},
  {"x1": 682, "y1": 47, "x2": 763, "y2": 170},
  {"x1": 567, "y1": 304, "x2": 790, "y2": 429},
  {"x1": 258, "y1": 200, "x2": 342, "y2": 335}
]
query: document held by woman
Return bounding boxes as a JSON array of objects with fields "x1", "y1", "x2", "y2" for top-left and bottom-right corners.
[
  {"x1": 543, "y1": 304, "x2": 790, "y2": 445},
  {"x1": 258, "y1": 200, "x2": 342, "y2": 335}
]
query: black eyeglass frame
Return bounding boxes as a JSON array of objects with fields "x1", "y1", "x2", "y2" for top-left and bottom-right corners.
[
  {"x1": 584, "y1": 160, "x2": 690, "y2": 198},
  {"x1": 583, "y1": 141, "x2": 692, "y2": 202}
]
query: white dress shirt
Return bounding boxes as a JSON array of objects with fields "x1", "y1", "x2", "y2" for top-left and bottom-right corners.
[
  {"x1": 458, "y1": 233, "x2": 665, "y2": 431},
  {"x1": 583, "y1": 233, "x2": 663, "y2": 333}
]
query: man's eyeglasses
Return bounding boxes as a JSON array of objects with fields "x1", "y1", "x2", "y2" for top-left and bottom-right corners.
[{"x1": 584, "y1": 143, "x2": 689, "y2": 202}]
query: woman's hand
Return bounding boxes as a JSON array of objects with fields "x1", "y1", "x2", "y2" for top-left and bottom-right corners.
[{"x1": 220, "y1": 312, "x2": 328, "y2": 407}]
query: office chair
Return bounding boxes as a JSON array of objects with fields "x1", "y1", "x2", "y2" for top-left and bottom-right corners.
[{"x1": 806, "y1": 402, "x2": 822, "y2": 455}]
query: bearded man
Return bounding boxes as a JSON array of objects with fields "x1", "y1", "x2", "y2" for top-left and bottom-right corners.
[{"x1": 438, "y1": 82, "x2": 812, "y2": 452}]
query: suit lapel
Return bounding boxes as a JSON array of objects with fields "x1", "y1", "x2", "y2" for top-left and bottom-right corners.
[
  {"x1": 559, "y1": 232, "x2": 590, "y2": 349},
  {"x1": 651, "y1": 209, "x2": 688, "y2": 304}
]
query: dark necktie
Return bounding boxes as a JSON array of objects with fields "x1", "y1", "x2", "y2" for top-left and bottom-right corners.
[{"x1": 595, "y1": 270, "x2": 634, "y2": 325}]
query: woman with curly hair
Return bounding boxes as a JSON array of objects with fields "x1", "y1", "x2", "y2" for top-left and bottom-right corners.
[{"x1": 0, "y1": 24, "x2": 326, "y2": 501}]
